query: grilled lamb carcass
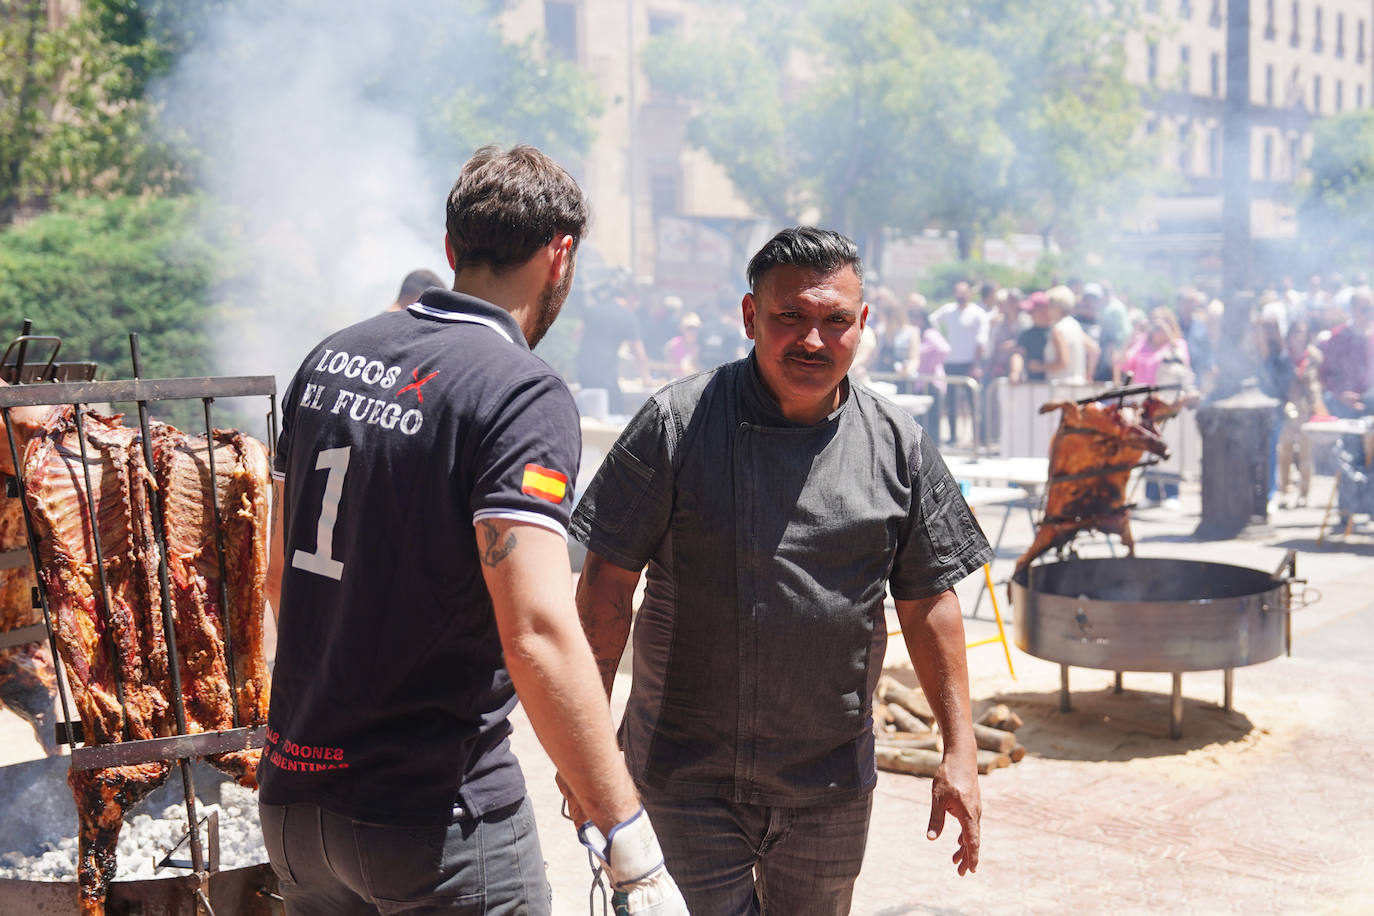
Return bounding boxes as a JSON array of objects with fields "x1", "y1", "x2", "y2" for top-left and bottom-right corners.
[
  {"x1": 23, "y1": 406, "x2": 271, "y2": 915},
  {"x1": 1015, "y1": 397, "x2": 1175, "y2": 573}
]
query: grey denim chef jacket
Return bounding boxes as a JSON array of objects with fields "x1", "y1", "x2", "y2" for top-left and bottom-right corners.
[{"x1": 570, "y1": 354, "x2": 992, "y2": 807}]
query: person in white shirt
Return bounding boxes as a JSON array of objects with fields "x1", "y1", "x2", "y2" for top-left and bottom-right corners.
[
  {"x1": 930, "y1": 282, "x2": 989, "y2": 445},
  {"x1": 1042, "y1": 285, "x2": 1098, "y2": 385}
]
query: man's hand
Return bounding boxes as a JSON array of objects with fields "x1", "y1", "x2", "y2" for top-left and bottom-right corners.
[
  {"x1": 579, "y1": 808, "x2": 689, "y2": 915},
  {"x1": 1339, "y1": 390, "x2": 1365, "y2": 410},
  {"x1": 895, "y1": 589, "x2": 982, "y2": 877},
  {"x1": 555, "y1": 770, "x2": 587, "y2": 825},
  {"x1": 927, "y1": 752, "x2": 981, "y2": 875}
]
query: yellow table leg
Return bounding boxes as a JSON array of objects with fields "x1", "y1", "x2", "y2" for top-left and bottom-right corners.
[{"x1": 963, "y1": 564, "x2": 1016, "y2": 679}]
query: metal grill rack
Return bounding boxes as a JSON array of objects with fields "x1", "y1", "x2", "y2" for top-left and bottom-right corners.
[{"x1": 0, "y1": 330, "x2": 277, "y2": 915}]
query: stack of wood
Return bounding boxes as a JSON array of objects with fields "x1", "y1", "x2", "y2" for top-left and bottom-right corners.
[{"x1": 874, "y1": 675, "x2": 1026, "y2": 777}]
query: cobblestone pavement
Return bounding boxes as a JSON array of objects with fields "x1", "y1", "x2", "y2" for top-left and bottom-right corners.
[{"x1": 2, "y1": 475, "x2": 1371, "y2": 914}]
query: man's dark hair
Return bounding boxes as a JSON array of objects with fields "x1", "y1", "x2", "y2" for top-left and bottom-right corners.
[
  {"x1": 746, "y1": 226, "x2": 863, "y2": 293},
  {"x1": 446, "y1": 145, "x2": 589, "y2": 273},
  {"x1": 396, "y1": 269, "x2": 444, "y2": 303}
]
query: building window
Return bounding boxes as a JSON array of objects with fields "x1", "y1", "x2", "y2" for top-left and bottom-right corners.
[
  {"x1": 1263, "y1": 134, "x2": 1274, "y2": 179},
  {"x1": 1314, "y1": 6, "x2": 1323, "y2": 52},
  {"x1": 1265, "y1": 64, "x2": 1275, "y2": 105},
  {"x1": 544, "y1": 0, "x2": 577, "y2": 61},
  {"x1": 1313, "y1": 74, "x2": 1322, "y2": 112},
  {"x1": 1180, "y1": 45, "x2": 1191, "y2": 92},
  {"x1": 1147, "y1": 41, "x2": 1159, "y2": 84},
  {"x1": 1336, "y1": 79, "x2": 1344, "y2": 111},
  {"x1": 1289, "y1": 136, "x2": 1301, "y2": 179},
  {"x1": 1180, "y1": 0, "x2": 1192, "y2": 18},
  {"x1": 1179, "y1": 122, "x2": 1192, "y2": 174},
  {"x1": 1208, "y1": 125, "x2": 1221, "y2": 176},
  {"x1": 1210, "y1": 52, "x2": 1221, "y2": 96},
  {"x1": 1360, "y1": 20, "x2": 1367, "y2": 62},
  {"x1": 1146, "y1": 0, "x2": 1159, "y2": 12},
  {"x1": 1210, "y1": 0, "x2": 1222, "y2": 27},
  {"x1": 1265, "y1": 0, "x2": 1276, "y2": 37},
  {"x1": 1360, "y1": 84, "x2": 1366, "y2": 108},
  {"x1": 1337, "y1": 12, "x2": 1345, "y2": 57},
  {"x1": 1291, "y1": 1, "x2": 1301, "y2": 47}
]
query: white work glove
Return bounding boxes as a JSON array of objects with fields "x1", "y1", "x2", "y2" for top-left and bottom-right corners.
[{"x1": 578, "y1": 807, "x2": 689, "y2": 915}]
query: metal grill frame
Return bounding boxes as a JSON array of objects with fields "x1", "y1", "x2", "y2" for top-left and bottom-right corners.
[{"x1": 0, "y1": 332, "x2": 278, "y2": 908}]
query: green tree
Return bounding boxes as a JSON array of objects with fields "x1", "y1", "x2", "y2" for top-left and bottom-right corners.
[
  {"x1": 0, "y1": 1, "x2": 183, "y2": 226},
  {"x1": 1299, "y1": 109, "x2": 1374, "y2": 269},
  {"x1": 0, "y1": 194, "x2": 224, "y2": 423},
  {"x1": 643, "y1": 0, "x2": 1151, "y2": 259}
]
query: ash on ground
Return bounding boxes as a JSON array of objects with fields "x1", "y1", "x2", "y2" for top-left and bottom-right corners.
[{"x1": 0, "y1": 758, "x2": 266, "y2": 881}]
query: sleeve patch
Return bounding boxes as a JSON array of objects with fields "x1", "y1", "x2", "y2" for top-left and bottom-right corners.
[{"x1": 521, "y1": 463, "x2": 568, "y2": 503}]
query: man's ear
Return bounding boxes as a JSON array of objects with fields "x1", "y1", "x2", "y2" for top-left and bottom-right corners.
[
  {"x1": 860, "y1": 302, "x2": 869, "y2": 330},
  {"x1": 444, "y1": 234, "x2": 456, "y2": 270},
  {"x1": 742, "y1": 293, "x2": 757, "y2": 340},
  {"x1": 550, "y1": 234, "x2": 574, "y2": 283}
]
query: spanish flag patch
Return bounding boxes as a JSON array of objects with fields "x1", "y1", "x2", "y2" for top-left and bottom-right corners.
[{"x1": 521, "y1": 464, "x2": 568, "y2": 503}]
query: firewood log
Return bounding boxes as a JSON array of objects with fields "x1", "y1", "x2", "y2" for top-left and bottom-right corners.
[
  {"x1": 972, "y1": 723, "x2": 1017, "y2": 754},
  {"x1": 1009, "y1": 744, "x2": 1026, "y2": 763},
  {"x1": 875, "y1": 730, "x2": 939, "y2": 751},
  {"x1": 976, "y1": 703, "x2": 1024, "y2": 732},
  {"x1": 876, "y1": 746, "x2": 942, "y2": 777},
  {"x1": 888, "y1": 702, "x2": 928, "y2": 736},
  {"x1": 877, "y1": 746, "x2": 1009, "y2": 777},
  {"x1": 876, "y1": 675, "x2": 935, "y2": 723},
  {"x1": 976, "y1": 749, "x2": 1011, "y2": 771}
]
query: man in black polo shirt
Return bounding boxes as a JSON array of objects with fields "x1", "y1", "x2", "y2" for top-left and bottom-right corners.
[{"x1": 262, "y1": 146, "x2": 685, "y2": 915}]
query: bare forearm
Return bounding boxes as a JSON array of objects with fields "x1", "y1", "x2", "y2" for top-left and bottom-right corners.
[
  {"x1": 480, "y1": 521, "x2": 640, "y2": 832},
  {"x1": 503, "y1": 622, "x2": 640, "y2": 831},
  {"x1": 898, "y1": 591, "x2": 976, "y2": 758},
  {"x1": 575, "y1": 552, "x2": 638, "y2": 696}
]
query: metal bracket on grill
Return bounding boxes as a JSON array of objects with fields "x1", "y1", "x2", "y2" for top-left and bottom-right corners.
[
  {"x1": 156, "y1": 807, "x2": 221, "y2": 873},
  {"x1": 68, "y1": 725, "x2": 268, "y2": 771},
  {"x1": 0, "y1": 622, "x2": 46, "y2": 650},
  {"x1": 0, "y1": 375, "x2": 277, "y2": 408}
]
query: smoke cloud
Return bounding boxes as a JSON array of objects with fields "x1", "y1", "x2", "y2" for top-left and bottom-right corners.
[{"x1": 154, "y1": 1, "x2": 461, "y2": 384}]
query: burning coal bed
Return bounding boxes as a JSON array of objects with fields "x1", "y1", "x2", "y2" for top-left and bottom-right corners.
[{"x1": 0, "y1": 757, "x2": 265, "y2": 882}]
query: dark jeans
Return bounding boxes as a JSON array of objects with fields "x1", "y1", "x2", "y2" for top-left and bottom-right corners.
[
  {"x1": 260, "y1": 797, "x2": 550, "y2": 915},
  {"x1": 641, "y1": 791, "x2": 873, "y2": 916}
]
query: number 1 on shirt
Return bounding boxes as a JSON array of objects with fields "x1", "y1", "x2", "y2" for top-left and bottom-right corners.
[{"x1": 291, "y1": 445, "x2": 351, "y2": 580}]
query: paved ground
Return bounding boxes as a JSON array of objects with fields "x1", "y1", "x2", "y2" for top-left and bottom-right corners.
[
  {"x1": 515, "y1": 474, "x2": 1374, "y2": 915},
  {"x1": 2, "y1": 472, "x2": 1372, "y2": 913}
]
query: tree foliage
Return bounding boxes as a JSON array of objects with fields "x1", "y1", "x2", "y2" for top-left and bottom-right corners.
[
  {"x1": 644, "y1": 0, "x2": 1153, "y2": 257},
  {"x1": 0, "y1": 0, "x2": 185, "y2": 225},
  {"x1": 1300, "y1": 109, "x2": 1374, "y2": 269},
  {"x1": 0, "y1": 194, "x2": 227, "y2": 423}
]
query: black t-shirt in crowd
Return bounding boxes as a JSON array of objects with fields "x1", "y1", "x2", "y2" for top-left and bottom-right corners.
[
  {"x1": 260, "y1": 289, "x2": 581, "y2": 826},
  {"x1": 1016, "y1": 325, "x2": 1051, "y2": 381}
]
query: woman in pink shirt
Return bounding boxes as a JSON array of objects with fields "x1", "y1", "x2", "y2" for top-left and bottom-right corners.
[{"x1": 1118, "y1": 307, "x2": 1189, "y2": 386}]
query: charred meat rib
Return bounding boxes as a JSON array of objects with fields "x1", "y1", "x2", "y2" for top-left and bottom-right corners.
[
  {"x1": 23, "y1": 406, "x2": 271, "y2": 915},
  {"x1": 1015, "y1": 397, "x2": 1176, "y2": 573}
]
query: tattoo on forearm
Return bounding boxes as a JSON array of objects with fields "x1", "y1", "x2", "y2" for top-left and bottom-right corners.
[
  {"x1": 478, "y1": 520, "x2": 517, "y2": 567},
  {"x1": 577, "y1": 563, "x2": 635, "y2": 691}
]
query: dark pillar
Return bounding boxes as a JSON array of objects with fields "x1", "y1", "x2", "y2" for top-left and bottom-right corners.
[
  {"x1": 1222, "y1": 0, "x2": 1251, "y2": 305},
  {"x1": 1195, "y1": 385, "x2": 1279, "y2": 539}
]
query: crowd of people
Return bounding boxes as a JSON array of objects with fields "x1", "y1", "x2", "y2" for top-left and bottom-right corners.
[{"x1": 571, "y1": 269, "x2": 1374, "y2": 514}]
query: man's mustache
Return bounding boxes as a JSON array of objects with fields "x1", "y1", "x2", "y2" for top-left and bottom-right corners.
[{"x1": 783, "y1": 349, "x2": 833, "y2": 365}]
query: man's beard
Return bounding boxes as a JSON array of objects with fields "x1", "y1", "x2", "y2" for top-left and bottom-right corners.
[{"x1": 528, "y1": 262, "x2": 574, "y2": 348}]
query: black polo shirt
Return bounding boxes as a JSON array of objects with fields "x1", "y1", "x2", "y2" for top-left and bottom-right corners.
[{"x1": 260, "y1": 289, "x2": 581, "y2": 826}]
